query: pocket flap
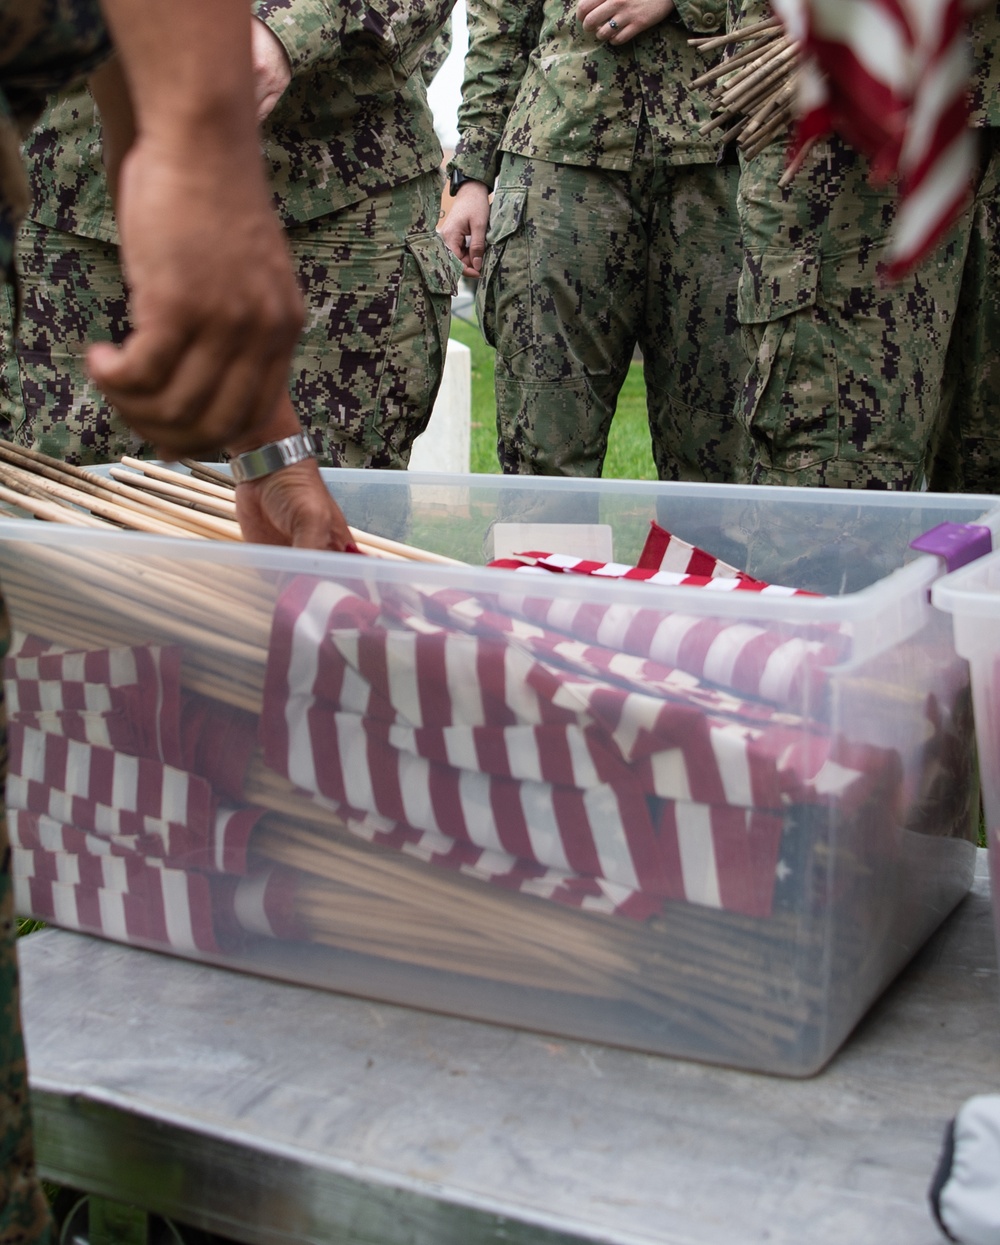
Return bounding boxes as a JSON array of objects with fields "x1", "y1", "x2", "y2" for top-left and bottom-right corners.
[
  {"x1": 408, "y1": 231, "x2": 462, "y2": 297},
  {"x1": 738, "y1": 247, "x2": 821, "y2": 324},
  {"x1": 485, "y1": 187, "x2": 527, "y2": 247}
]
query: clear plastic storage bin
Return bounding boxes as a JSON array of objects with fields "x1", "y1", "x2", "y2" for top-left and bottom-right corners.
[
  {"x1": 3, "y1": 470, "x2": 998, "y2": 1076},
  {"x1": 933, "y1": 551, "x2": 1000, "y2": 977}
]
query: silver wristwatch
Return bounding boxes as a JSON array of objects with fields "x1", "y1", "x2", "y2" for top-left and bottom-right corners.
[{"x1": 228, "y1": 432, "x2": 315, "y2": 485}]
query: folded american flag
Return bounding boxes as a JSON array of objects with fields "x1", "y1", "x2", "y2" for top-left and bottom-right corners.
[
  {"x1": 6, "y1": 644, "x2": 183, "y2": 764},
  {"x1": 260, "y1": 538, "x2": 900, "y2": 920},
  {"x1": 770, "y1": 0, "x2": 977, "y2": 276},
  {"x1": 5, "y1": 637, "x2": 267, "y2": 950},
  {"x1": 2, "y1": 524, "x2": 903, "y2": 944},
  {"x1": 9, "y1": 808, "x2": 224, "y2": 953}
]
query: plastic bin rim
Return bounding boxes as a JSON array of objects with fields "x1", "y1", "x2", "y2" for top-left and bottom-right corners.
[
  {"x1": 0, "y1": 513, "x2": 975, "y2": 626},
  {"x1": 88, "y1": 461, "x2": 1000, "y2": 508},
  {"x1": 933, "y1": 548, "x2": 1000, "y2": 613}
]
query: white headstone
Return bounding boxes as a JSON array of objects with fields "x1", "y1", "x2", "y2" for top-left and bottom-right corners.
[{"x1": 408, "y1": 337, "x2": 471, "y2": 474}]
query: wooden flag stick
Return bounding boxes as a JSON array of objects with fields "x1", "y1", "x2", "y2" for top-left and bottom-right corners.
[
  {"x1": 179, "y1": 459, "x2": 236, "y2": 488},
  {"x1": 0, "y1": 460, "x2": 207, "y2": 538},
  {"x1": 688, "y1": 16, "x2": 781, "y2": 50},
  {"x1": 720, "y1": 43, "x2": 799, "y2": 113},
  {"x1": 346, "y1": 527, "x2": 466, "y2": 566},
  {"x1": 120, "y1": 456, "x2": 240, "y2": 504},
  {"x1": 108, "y1": 467, "x2": 242, "y2": 529},
  {"x1": 0, "y1": 480, "x2": 114, "y2": 528},
  {"x1": 690, "y1": 32, "x2": 791, "y2": 88},
  {"x1": 778, "y1": 135, "x2": 818, "y2": 187}
]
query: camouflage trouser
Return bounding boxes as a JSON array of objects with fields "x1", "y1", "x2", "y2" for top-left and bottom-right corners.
[
  {"x1": 288, "y1": 171, "x2": 459, "y2": 469},
  {"x1": 2, "y1": 170, "x2": 459, "y2": 468},
  {"x1": 734, "y1": 128, "x2": 1000, "y2": 491},
  {"x1": 927, "y1": 128, "x2": 1000, "y2": 494},
  {"x1": 1, "y1": 225, "x2": 140, "y2": 462},
  {"x1": 476, "y1": 125, "x2": 747, "y2": 481},
  {"x1": 0, "y1": 0, "x2": 109, "y2": 353}
]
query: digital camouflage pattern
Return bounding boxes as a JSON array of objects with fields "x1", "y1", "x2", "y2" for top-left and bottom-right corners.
[
  {"x1": 253, "y1": 0, "x2": 452, "y2": 224},
  {"x1": 970, "y1": 3, "x2": 1000, "y2": 128},
  {"x1": 0, "y1": 3, "x2": 114, "y2": 1239},
  {"x1": 455, "y1": 0, "x2": 745, "y2": 481},
  {"x1": 287, "y1": 172, "x2": 457, "y2": 470},
  {"x1": 941, "y1": 6, "x2": 1000, "y2": 493},
  {"x1": 0, "y1": 221, "x2": 139, "y2": 462},
  {"x1": 1, "y1": 0, "x2": 461, "y2": 465},
  {"x1": 21, "y1": 89, "x2": 113, "y2": 243},
  {"x1": 1, "y1": 166, "x2": 459, "y2": 467},
  {"x1": 453, "y1": 0, "x2": 729, "y2": 185},
  {"x1": 0, "y1": 0, "x2": 107, "y2": 276},
  {"x1": 727, "y1": 0, "x2": 1000, "y2": 491},
  {"x1": 928, "y1": 129, "x2": 1000, "y2": 493},
  {"x1": 733, "y1": 133, "x2": 970, "y2": 489},
  {"x1": 478, "y1": 144, "x2": 747, "y2": 480}
]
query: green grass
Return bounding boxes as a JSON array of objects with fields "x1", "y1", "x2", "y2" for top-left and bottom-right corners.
[{"x1": 448, "y1": 317, "x2": 657, "y2": 481}]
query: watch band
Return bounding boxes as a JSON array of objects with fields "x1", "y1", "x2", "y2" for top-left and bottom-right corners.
[
  {"x1": 449, "y1": 168, "x2": 485, "y2": 197},
  {"x1": 228, "y1": 432, "x2": 316, "y2": 485}
]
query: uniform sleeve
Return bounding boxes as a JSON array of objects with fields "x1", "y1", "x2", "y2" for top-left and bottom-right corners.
[
  {"x1": 253, "y1": 0, "x2": 361, "y2": 73},
  {"x1": 420, "y1": 15, "x2": 452, "y2": 88},
  {"x1": 451, "y1": 0, "x2": 545, "y2": 186},
  {"x1": 673, "y1": 0, "x2": 726, "y2": 35},
  {"x1": 253, "y1": 0, "x2": 454, "y2": 81}
]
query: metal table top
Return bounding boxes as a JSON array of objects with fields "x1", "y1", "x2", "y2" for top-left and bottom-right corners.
[{"x1": 18, "y1": 852, "x2": 1000, "y2": 1245}]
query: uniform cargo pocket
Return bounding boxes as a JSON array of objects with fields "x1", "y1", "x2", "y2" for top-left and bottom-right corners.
[
  {"x1": 407, "y1": 230, "x2": 462, "y2": 299},
  {"x1": 475, "y1": 187, "x2": 529, "y2": 356},
  {"x1": 736, "y1": 246, "x2": 841, "y2": 473}
]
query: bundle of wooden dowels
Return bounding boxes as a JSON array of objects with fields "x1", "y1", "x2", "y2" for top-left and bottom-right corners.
[
  {"x1": 0, "y1": 439, "x2": 464, "y2": 565},
  {"x1": 691, "y1": 14, "x2": 815, "y2": 183}
]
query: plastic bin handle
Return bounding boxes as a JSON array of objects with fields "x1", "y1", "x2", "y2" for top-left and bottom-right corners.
[{"x1": 910, "y1": 522, "x2": 993, "y2": 572}]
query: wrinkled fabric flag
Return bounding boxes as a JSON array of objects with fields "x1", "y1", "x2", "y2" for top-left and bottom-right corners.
[
  {"x1": 260, "y1": 550, "x2": 900, "y2": 920},
  {"x1": 770, "y1": 0, "x2": 978, "y2": 276}
]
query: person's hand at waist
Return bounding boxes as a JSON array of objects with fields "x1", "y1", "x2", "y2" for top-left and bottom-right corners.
[
  {"x1": 228, "y1": 392, "x2": 356, "y2": 552},
  {"x1": 439, "y1": 180, "x2": 491, "y2": 279},
  {"x1": 578, "y1": 0, "x2": 675, "y2": 44}
]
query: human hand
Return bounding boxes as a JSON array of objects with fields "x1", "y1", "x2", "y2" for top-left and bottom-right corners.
[
  {"x1": 85, "y1": 134, "x2": 304, "y2": 458},
  {"x1": 577, "y1": 0, "x2": 675, "y2": 44},
  {"x1": 234, "y1": 458, "x2": 356, "y2": 551},
  {"x1": 438, "y1": 181, "x2": 491, "y2": 279},
  {"x1": 250, "y1": 16, "x2": 292, "y2": 122}
]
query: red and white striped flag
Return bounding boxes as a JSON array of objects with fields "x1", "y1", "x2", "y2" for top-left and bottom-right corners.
[
  {"x1": 4, "y1": 638, "x2": 271, "y2": 951},
  {"x1": 9, "y1": 809, "x2": 224, "y2": 953},
  {"x1": 260, "y1": 564, "x2": 901, "y2": 920},
  {"x1": 6, "y1": 643, "x2": 183, "y2": 764},
  {"x1": 770, "y1": 0, "x2": 978, "y2": 276}
]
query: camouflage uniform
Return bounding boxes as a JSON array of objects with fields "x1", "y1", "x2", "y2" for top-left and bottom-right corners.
[
  {"x1": 928, "y1": 14, "x2": 1000, "y2": 493},
  {"x1": 3, "y1": 0, "x2": 461, "y2": 468},
  {"x1": 0, "y1": 7, "x2": 111, "y2": 1243},
  {"x1": 452, "y1": 0, "x2": 749, "y2": 481},
  {"x1": 729, "y1": 0, "x2": 1000, "y2": 492},
  {"x1": 1, "y1": 92, "x2": 135, "y2": 459}
]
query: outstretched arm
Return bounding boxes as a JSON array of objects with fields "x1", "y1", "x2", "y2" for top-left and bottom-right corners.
[
  {"x1": 86, "y1": 0, "x2": 303, "y2": 459},
  {"x1": 87, "y1": 1, "x2": 355, "y2": 552}
]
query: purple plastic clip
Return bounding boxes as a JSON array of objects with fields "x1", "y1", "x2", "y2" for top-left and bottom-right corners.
[{"x1": 910, "y1": 522, "x2": 993, "y2": 572}]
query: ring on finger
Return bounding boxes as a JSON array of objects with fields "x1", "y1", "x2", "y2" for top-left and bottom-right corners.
[{"x1": 608, "y1": 17, "x2": 618, "y2": 27}]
